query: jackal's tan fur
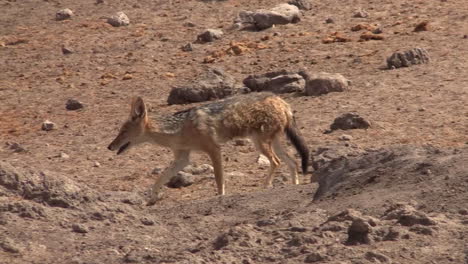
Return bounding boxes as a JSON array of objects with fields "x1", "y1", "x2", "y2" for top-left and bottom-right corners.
[{"x1": 108, "y1": 93, "x2": 309, "y2": 205}]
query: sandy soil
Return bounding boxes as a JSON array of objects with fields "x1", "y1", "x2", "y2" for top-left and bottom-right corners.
[{"x1": 0, "y1": 0, "x2": 467, "y2": 263}]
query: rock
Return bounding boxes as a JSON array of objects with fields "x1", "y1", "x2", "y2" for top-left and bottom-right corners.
[
  {"x1": 183, "y1": 164, "x2": 214, "y2": 175},
  {"x1": 213, "y1": 233, "x2": 230, "y2": 250},
  {"x1": 386, "y1": 48, "x2": 430, "y2": 69},
  {"x1": 65, "y1": 99, "x2": 84, "y2": 110},
  {"x1": 360, "y1": 32, "x2": 385, "y2": 41},
  {"x1": 72, "y1": 223, "x2": 89, "y2": 233},
  {"x1": 304, "y1": 252, "x2": 325, "y2": 263},
  {"x1": 167, "y1": 171, "x2": 194, "y2": 188},
  {"x1": 41, "y1": 120, "x2": 56, "y2": 131},
  {"x1": 183, "y1": 21, "x2": 196, "y2": 27},
  {"x1": 383, "y1": 203, "x2": 436, "y2": 226},
  {"x1": 364, "y1": 251, "x2": 391, "y2": 263},
  {"x1": 56, "y1": 9, "x2": 73, "y2": 21},
  {"x1": 0, "y1": 237, "x2": 22, "y2": 253},
  {"x1": 383, "y1": 226, "x2": 404, "y2": 241},
  {"x1": 234, "y1": 138, "x2": 250, "y2": 146},
  {"x1": 107, "y1": 12, "x2": 130, "y2": 27},
  {"x1": 325, "y1": 18, "x2": 334, "y2": 24},
  {"x1": 93, "y1": 161, "x2": 101, "y2": 168},
  {"x1": 288, "y1": 0, "x2": 312, "y2": 10},
  {"x1": 123, "y1": 250, "x2": 142, "y2": 263},
  {"x1": 181, "y1": 43, "x2": 193, "y2": 52},
  {"x1": 414, "y1": 21, "x2": 430, "y2": 32},
  {"x1": 353, "y1": 9, "x2": 369, "y2": 18},
  {"x1": 0, "y1": 200, "x2": 47, "y2": 219},
  {"x1": 0, "y1": 162, "x2": 96, "y2": 208},
  {"x1": 197, "y1": 29, "x2": 223, "y2": 43},
  {"x1": 347, "y1": 218, "x2": 372, "y2": 245},
  {"x1": 303, "y1": 72, "x2": 349, "y2": 96},
  {"x1": 151, "y1": 167, "x2": 163, "y2": 175},
  {"x1": 167, "y1": 68, "x2": 239, "y2": 105},
  {"x1": 339, "y1": 134, "x2": 352, "y2": 141},
  {"x1": 321, "y1": 32, "x2": 352, "y2": 44},
  {"x1": 257, "y1": 155, "x2": 270, "y2": 166},
  {"x1": 256, "y1": 219, "x2": 275, "y2": 227},
  {"x1": 6, "y1": 142, "x2": 26, "y2": 153},
  {"x1": 243, "y1": 70, "x2": 305, "y2": 94},
  {"x1": 140, "y1": 217, "x2": 155, "y2": 226},
  {"x1": 330, "y1": 112, "x2": 371, "y2": 131},
  {"x1": 61, "y1": 45, "x2": 74, "y2": 55},
  {"x1": 60, "y1": 152, "x2": 70, "y2": 159},
  {"x1": 409, "y1": 225, "x2": 434, "y2": 235},
  {"x1": 234, "y1": 4, "x2": 300, "y2": 31}
]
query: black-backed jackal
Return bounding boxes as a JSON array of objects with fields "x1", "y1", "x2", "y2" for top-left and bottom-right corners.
[{"x1": 108, "y1": 93, "x2": 309, "y2": 205}]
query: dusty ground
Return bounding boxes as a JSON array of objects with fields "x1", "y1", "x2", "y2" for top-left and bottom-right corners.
[{"x1": 0, "y1": 0, "x2": 467, "y2": 263}]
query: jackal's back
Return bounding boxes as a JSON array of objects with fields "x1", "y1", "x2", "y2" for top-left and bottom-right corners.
[{"x1": 157, "y1": 93, "x2": 292, "y2": 140}]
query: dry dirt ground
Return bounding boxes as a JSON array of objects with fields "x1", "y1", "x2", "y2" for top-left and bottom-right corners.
[{"x1": 0, "y1": 0, "x2": 467, "y2": 263}]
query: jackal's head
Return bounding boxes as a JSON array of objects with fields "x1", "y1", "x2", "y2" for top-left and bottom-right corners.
[{"x1": 108, "y1": 97, "x2": 149, "y2": 155}]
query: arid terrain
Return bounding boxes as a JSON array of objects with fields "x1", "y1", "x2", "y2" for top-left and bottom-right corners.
[{"x1": 0, "y1": 0, "x2": 467, "y2": 263}]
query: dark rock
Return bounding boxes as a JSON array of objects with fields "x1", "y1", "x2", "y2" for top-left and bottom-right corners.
[
  {"x1": 141, "y1": 217, "x2": 155, "y2": 226},
  {"x1": 256, "y1": 219, "x2": 275, "y2": 227},
  {"x1": 243, "y1": 70, "x2": 305, "y2": 94},
  {"x1": 0, "y1": 237, "x2": 22, "y2": 253},
  {"x1": 347, "y1": 218, "x2": 372, "y2": 245},
  {"x1": 325, "y1": 18, "x2": 334, "y2": 24},
  {"x1": 66, "y1": 99, "x2": 84, "y2": 110},
  {"x1": 304, "y1": 252, "x2": 325, "y2": 263},
  {"x1": 387, "y1": 48, "x2": 430, "y2": 69},
  {"x1": 330, "y1": 112, "x2": 371, "y2": 131},
  {"x1": 213, "y1": 233, "x2": 230, "y2": 250},
  {"x1": 167, "y1": 68, "x2": 239, "y2": 105},
  {"x1": 41, "y1": 120, "x2": 56, "y2": 131},
  {"x1": 167, "y1": 171, "x2": 194, "y2": 188},
  {"x1": 409, "y1": 225, "x2": 434, "y2": 235},
  {"x1": 181, "y1": 43, "x2": 193, "y2": 52}
]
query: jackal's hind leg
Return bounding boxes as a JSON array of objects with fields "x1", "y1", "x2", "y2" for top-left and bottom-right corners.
[
  {"x1": 273, "y1": 138, "x2": 299, "y2": 185},
  {"x1": 147, "y1": 150, "x2": 190, "y2": 206},
  {"x1": 253, "y1": 137, "x2": 281, "y2": 188}
]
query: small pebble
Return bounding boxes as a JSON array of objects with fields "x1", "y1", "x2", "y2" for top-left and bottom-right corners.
[
  {"x1": 42, "y1": 120, "x2": 56, "y2": 131},
  {"x1": 56, "y1": 9, "x2": 73, "y2": 21}
]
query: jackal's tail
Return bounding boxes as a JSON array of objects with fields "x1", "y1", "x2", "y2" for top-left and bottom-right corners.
[{"x1": 285, "y1": 118, "x2": 309, "y2": 174}]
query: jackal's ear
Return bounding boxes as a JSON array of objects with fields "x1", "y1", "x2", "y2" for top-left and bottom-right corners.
[{"x1": 130, "y1": 97, "x2": 147, "y2": 121}]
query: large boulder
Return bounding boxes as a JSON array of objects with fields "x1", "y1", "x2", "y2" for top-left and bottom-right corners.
[
  {"x1": 386, "y1": 48, "x2": 430, "y2": 69},
  {"x1": 167, "y1": 68, "x2": 239, "y2": 105},
  {"x1": 235, "y1": 4, "x2": 301, "y2": 31},
  {"x1": 243, "y1": 70, "x2": 305, "y2": 94},
  {"x1": 303, "y1": 72, "x2": 350, "y2": 96}
]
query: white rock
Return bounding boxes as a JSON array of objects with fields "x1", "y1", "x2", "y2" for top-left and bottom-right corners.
[
  {"x1": 56, "y1": 9, "x2": 73, "y2": 21},
  {"x1": 257, "y1": 154, "x2": 270, "y2": 166},
  {"x1": 107, "y1": 12, "x2": 130, "y2": 27}
]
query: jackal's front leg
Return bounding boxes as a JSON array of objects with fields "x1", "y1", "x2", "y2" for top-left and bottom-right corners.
[{"x1": 147, "y1": 150, "x2": 190, "y2": 206}]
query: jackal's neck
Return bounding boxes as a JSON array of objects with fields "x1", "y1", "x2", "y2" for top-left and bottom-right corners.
[{"x1": 146, "y1": 130, "x2": 178, "y2": 147}]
